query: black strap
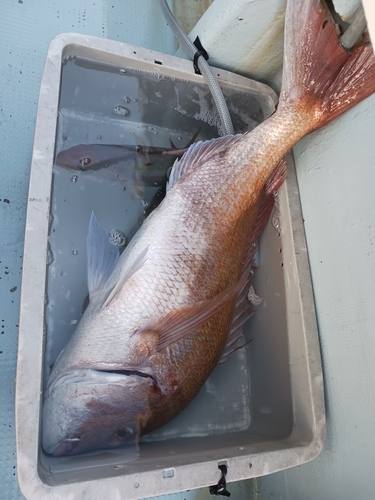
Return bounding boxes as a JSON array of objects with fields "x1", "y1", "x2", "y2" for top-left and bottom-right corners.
[
  {"x1": 209, "y1": 464, "x2": 231, "y2": 497},
  {"x1": 193, "y1": 36, "x2": 209, "y2": 75}
]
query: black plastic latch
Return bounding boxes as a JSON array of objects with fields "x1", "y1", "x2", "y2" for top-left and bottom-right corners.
[{"x1": 209, "y1": 464, "x2": 231, "y2": 497}]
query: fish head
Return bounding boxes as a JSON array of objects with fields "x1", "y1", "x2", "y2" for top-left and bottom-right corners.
[
  {"x1": 42, "y1": 368, "x2": 157, "y2": 456},
  {"x1": 55, "y1": 145, "x2": 98, "y2": 170}
]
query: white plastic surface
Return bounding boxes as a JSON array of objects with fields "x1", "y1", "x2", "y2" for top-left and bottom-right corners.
[
  {"x1": 175, "y1": 0, "x2": 287, "y2": 90},
  {"x1": 363, "y1": 0, "x2": 375, "y2": 49}
]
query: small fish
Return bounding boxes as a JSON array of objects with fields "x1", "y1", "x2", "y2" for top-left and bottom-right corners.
[
  {"x1": 55, "y1": 132, "x2": 199, "y2": 187},
  {"x1": 55, "y1": 143, "x2": 175, "y2": 187},
  {"x1": 42, "y1": 0, "x2": 375, "y2": 456}
]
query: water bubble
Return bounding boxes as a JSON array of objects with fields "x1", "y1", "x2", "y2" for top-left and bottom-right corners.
[
  {"x1": 148, "y1": 125, "x2": 159, "y2": 136},
  {"x1": 177, "y1": 136, "x2": 182, "y2": 142},
  {"x1": 272, "y1": 216, "x2": 280, "y2": 229},
  {"x1": 109, "y1": 229, "x2": 127, "y2": 247},
  {"x1": 271, "y1": 191, "x2": 281, "y2": 232},
  {"x1": 122, "y1": 96, "x2": 131, "y2": 103},
  {"x1": 71, "y1": 174, "x2": 78, "y2": 183},
  {"x1": 251, "y1": 245, "x2": 260, "y2": 267},
  {"x1": 72, "y1": 250, "x2": 78, "y2": 255},
  {"x1": 118, "y1": 68, "x2": 127, "y2": 74},
  {"x1": 247, "y1": 285, "x2": 263, "y2": 306},
  {"x1": 141, "y1": 199, "x2": 149, "y2": 208},
  {"x1": 46, "y1": 248, "x2": 54, "y2": 266},
  {"x1": 62, "y1": 54, "x2": 76, "y2": 65},
  {"x1": 174, "y1": 105, "x2": 188, "y2": 116},
  {"x1": 113, "y1": 105, "x2": 130, "y2": 117},
  {"x1": 273, "y1": 190, "x2": 280, "y2": 210},
  {"x1": 79, "y1": 158, "x2": 91, "y2": 167}
]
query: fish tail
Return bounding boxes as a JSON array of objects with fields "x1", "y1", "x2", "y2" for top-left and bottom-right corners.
[{"x1": 279, "y1": 0, "x2": 375, "y2": 130}]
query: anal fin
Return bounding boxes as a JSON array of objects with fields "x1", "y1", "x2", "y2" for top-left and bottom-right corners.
[{"x1": 243, "y1": 159, "x2": 287, "y2": 271}]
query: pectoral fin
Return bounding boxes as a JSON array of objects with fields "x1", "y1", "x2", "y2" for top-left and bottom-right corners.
[
  {"x1": 87, "y1": 212, "x2": 148, "y2": 309},
  {"x1": 87, "y1": 212, "x2": 120, "y2": 297},
  {"x1": 134, "y1": 277, "x2": 246, "y2": 353},
  {"x1": 102, "y1": 246, "x2": 148, "y2": 309}
]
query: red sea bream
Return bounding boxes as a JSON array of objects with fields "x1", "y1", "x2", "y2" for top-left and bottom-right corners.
[{"x1": 42, "y1": 0, "x2": 375, "y2": 456}]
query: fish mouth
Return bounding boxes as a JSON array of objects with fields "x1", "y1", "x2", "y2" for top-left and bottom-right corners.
[
  {"x1": 50, "y1": 367, "x2": 157, "y2": 386},
  {"x1": 51, "y1": 438, "x2": 81, "y2": 457},
  {"x1": 94, "y1": 368, "x2": 159, "y2": 386}
]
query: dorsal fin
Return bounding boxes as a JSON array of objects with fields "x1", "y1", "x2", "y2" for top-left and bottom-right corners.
[{"x1": 166, "y1": 134, "x2": 244, "y2": 191}]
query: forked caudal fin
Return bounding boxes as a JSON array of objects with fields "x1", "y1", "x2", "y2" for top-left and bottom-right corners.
[{"x1": 280, "y1": 0, "x2": 375, "y2": 130}]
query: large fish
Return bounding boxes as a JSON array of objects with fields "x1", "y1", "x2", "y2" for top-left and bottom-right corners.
[{"x1": 42, "y1": 0, "x2": 375, "y2": 457}]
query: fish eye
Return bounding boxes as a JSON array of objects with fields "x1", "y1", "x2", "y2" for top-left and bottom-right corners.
[
  {"x1": 79, "y1": 157, "x2": 92, "y2": 167},
  {"x1": 114, "y1": 427, "x2": 133, "y2": 440}
]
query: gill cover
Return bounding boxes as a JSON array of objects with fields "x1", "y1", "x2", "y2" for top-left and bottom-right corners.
[{"x1": 42, "y1": 368, "x2": 154, "y2": 456}]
